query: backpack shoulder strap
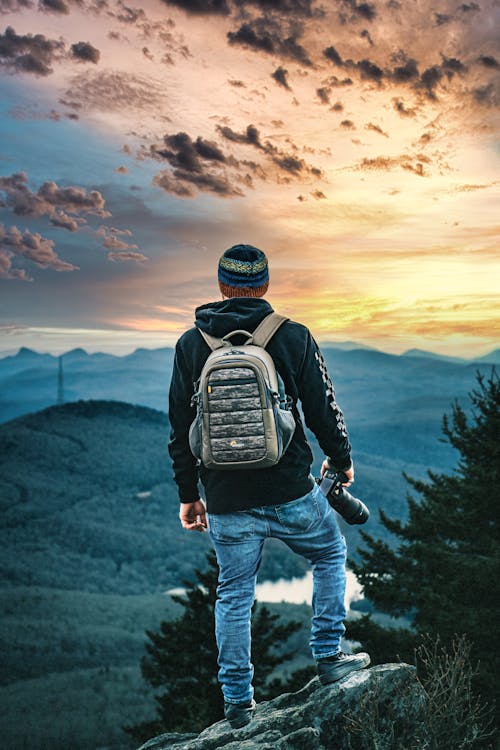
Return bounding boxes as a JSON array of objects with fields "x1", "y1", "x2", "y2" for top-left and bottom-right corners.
[
  {"x1": 252, "y1": 312, "x2": 288, "y2": 348},
  {"x1": 197, "y1": 328, "x2": 225, "y2": 352}
]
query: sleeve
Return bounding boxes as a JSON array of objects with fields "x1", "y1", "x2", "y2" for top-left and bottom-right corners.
[
  {"x1": 297, "y1": 331, "x2": 352, "y2": 471},
  {"x1": 168, "y1": 340, "x2": 200, "y2": 502}
]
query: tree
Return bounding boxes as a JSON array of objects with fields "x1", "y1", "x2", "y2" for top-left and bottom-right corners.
[
  {"x1": 126, "y1": 549, "x2": 314, "y2": 741},
  {"x1": 347, "y1": 371, "x2": 499, "y2": 717}
]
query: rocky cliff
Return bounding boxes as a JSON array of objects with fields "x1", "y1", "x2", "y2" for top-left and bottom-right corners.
[{"x1": 137, "y1": 663, "x2": 426, "y2": 750}]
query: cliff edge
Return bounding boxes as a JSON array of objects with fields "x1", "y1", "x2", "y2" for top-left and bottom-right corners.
[{"x1": 137, "y1": 663, "x2": 425, "y2": 750}]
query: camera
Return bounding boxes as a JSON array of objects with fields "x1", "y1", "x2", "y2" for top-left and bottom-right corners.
[{"x1": 316, "y1": 470, "x2": 370, "y2": 525}]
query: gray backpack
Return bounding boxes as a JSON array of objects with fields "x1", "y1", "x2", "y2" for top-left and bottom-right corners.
[{"x1": 189, "y1": 312, "x2": 296, "y2": 470}]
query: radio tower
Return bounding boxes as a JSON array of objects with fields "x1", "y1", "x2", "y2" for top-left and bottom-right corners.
[{"x1": 57, "y1": 355, "x2": 65, "y2": 405}]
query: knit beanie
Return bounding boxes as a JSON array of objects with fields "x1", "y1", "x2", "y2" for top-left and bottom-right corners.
[{"x1": 218, "y1": 244, "x2": 269, "y2": 298}]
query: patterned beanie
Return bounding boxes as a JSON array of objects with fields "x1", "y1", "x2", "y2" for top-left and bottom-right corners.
[{"x1": 218, "y1": 244, "x2": 269, "y2": 298}]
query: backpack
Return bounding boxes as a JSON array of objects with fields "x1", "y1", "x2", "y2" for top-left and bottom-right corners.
[{"x1": 188, "y1": 312, "x2": 296, "y2": 470}]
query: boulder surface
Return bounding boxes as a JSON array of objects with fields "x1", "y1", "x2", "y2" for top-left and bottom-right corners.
[{"x1": 137, "y1": 663, "x2": 426, "y2": 750}]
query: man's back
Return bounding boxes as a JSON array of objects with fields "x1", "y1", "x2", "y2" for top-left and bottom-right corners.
[{"x1": 169, "y1": 296, "x2": 351, "y2": 513}]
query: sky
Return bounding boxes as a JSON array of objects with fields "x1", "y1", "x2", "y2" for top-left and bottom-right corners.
[{"x1": 0, "y1": 0, "x2": 499, "y2": 357}]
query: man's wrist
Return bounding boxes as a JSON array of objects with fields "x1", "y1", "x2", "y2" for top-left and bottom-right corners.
[{"x1": 326, "y1": 456, "x2": 352, "y2": 473}]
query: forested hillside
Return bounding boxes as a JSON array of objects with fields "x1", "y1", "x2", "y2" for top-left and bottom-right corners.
[{"x1": 0, "y1": 400, "x2": 309, "y2": 592}]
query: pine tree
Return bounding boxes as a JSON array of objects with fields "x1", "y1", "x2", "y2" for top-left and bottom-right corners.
[
  {"x1": 126, "y1": 548, "x2": 313, "y2": 741},
  {"x1": 347, "y1": 371, "x2": 499, "y2": 714}
]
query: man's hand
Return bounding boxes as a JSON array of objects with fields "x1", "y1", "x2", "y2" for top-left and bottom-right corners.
[
  {"x1": 179, "y1": 499, "x2": 208, "y2": 532},
  {"x1": 320, "y1": 460, "x2": 354, "y2": 487}
]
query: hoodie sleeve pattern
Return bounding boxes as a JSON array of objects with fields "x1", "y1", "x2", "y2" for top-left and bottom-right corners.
[{"x1": 298, "y1": 332, "x2": 352, "y2": 470}]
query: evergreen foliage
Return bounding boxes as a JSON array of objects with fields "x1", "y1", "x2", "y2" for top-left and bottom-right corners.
[
  {"x1": 347, "y1": 371, "x2": 499, "y2": 720},
  {"x1": 126, "y1": 549, "x2": 314, "y2": 740}
]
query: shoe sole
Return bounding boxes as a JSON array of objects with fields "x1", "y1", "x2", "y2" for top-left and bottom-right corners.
[{"x1": 318, "y1": 653, "x2": 371, "y2": 686}]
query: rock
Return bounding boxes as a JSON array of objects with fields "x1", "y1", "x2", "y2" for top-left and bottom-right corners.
[{"x1": 137, "y1": 663, "x2": 427, "y2": 750}]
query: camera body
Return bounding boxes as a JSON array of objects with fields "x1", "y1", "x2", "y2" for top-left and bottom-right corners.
[{"x1": 317, "y1": 470, "x2": 370, "y2": 525}]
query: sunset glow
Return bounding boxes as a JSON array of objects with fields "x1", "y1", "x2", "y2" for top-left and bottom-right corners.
[{"x1": 0, "y1": 0, "x2": 499, "y2": 356}]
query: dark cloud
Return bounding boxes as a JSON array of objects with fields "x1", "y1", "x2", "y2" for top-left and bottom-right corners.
[
  {"x1": 71, "y1": 41, "x2": 100, "y2": 64},
  {"x1": 115, "y1": 0, "x2": 146, "y2": 23},
  {"x1": 316, "y1": 86, "x2": 330, "y2": 104},
  {"x1": 434, "y1": 12, "x2": 452, "y2": 25},
  {"x1": 311, "y1": 190, "x2": 326, "y2": 199},
  {"x1": 0, "y1": 172, "x2": 110, "y2": 225},
  {"x1": 366, "y1": 122, "x2": 388, "y2": 137},
  {"x1": 38, "y1": 0, "x2": 69, "y2": 13},
  {"x1": 419, "y1": 65, "x2": 443, "y2": 99},
  {"x1": 160, "y1": 0, "x2": 230, "y2": 15},
  {"x1": 331, "y1": 100, "x2": 343, "y2": 111},
  {"x1": 392, "y1": 97, "x2": 417, "y2": 117},
  {"x1": 228, "y1": 78, "x2": 246, "y2": 87},
  {"x1": 358, "y1": 58, "x2": 383, "y2": 82},
  {"x1": 327, "y1": 75, "x2": 352, "y2": 87},
  {"x1": 151, "y1": 132, "x2": 242, "y2": 198},
  {"x1": 337, "y1": 0, "x2": 376, "y2": 23},
  {"x1": 0, "y1": 223, "x2": 78, "y2": 273},
  {"x1": 216, "y1": 123, "x2": 322, "y2": 179},
  {"x1": 473, "y1": 83, "x2": 499, "y2": 107},
  {"x1": 272, "y1": 66, "x2": 290, "y2": 89},
  {"x1": 459, "y1": 2, "x2": 480, "y2": 10},
  {"x1": 0, "y1": 25, "x2": 65, "y2": 76},
  {"x1": 227, "y1": 17, "x2": 312, "y2": 66},
  {"x1": 360, "y1": 29, "x2": 374, "y2": 46},
  {"x1": 324, "y1": 45, "x2": 343, "y2": 66},
  {"x1": 233, "y1": 0, "x2": 320, "y2": 16},
  {"x1": 340, "y1": 119, "x2": 355, "y2": 129},
  {"x1": 324, "y1": 45, "x2": 383, "y2": 84},
  {"x1": 357, "y1": 154, "x2": 431, "y2": 176},
  {"x1": 478, "y1": 55, "x2": 499, "y2": 69},
  {"x1": 441, "y1": 55, "x2": 467, "y2": 77},
  {"x1": 391, "y1": 58, "x2": 419, "y2": 83}
]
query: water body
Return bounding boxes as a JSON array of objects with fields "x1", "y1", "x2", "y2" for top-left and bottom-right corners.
[
  {"x1": 168, "y1": 570, "x2": 363, "y2": 613},
  {"x1": 255, "y1": 570, "x2": 362, "y2": 613}
]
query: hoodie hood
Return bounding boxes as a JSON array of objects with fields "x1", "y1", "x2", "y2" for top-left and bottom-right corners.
[{"x1": 195, "y1": 297, "x2": 274, "y2": 338}]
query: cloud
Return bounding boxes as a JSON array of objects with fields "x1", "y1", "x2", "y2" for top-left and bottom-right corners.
[
  {"x1": 160, "y1": 0, "x2": 230, "y2": 14},
  {"x1": 227, "y1": 17, "x2": 313, "y2": 66},
  {"x1": 316, "y1": 86, "x2": 330, "y2": 104},
  {"x1": 392, "y1": 97, "x2": 417, "y2": 117},
  {"x1": 0, "y1": 172, "x2": 110, "y2": 224},
  {"x1": 96, "y1": 225, "x2": 145, "y2": 257},
  {"x1": 0, "y1": 223, "x2": 78, "y2": 274},
  {"x1": 107, "y1": 251, "x2": 148, "y2": 262},
  {"x1": 340, "y1": 119, "x2": 355, "y2": 129},
  {"x1": 357, "y1": 153, "x2": 431, "y2": 176},
  {"x1": 0, "y1": 0, "x2": 33, "y2": 13},
  {"x1": 62, "y1": 69, "x2": 166, "y2": 112},
  {"x1": 0, "y1": 250, "x2": 32, "y2": 281},
  {"x1": 366, "y1": 122, "x2": 388, "y2": 137},
  {"x1": 49, "y1": 209, "x2": 84, "y2": 231},
  {"x1": 216, "y1": 122, "x2": 322, "y2": 179},
  {"x1": 233, "y1": 0, "x2": 320, "y2": 16},
  {"x1": 272, "y1": 66, "x2": 290, "y2": 89},
  {"x1": 0, "y1": 25, "x2": 65, "y2": 76},
  {"x1": 151, "y1": 132, "x2": 243, "y2": 198},
  {"x1": 38, "y1": 0, "x2": 69, "y2": 13},
  {"x1": 71, "y1": 41, "x2": 100, "y2": 64},
  {"x1": 478, "y1": 55, "x2": 499, "y2": 69}
]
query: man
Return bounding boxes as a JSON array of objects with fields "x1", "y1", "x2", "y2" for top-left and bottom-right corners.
[{"x1": 168, "y1": 244, "x2": 370, "y2": 730}]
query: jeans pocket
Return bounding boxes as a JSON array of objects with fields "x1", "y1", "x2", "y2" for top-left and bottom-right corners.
[
  {"x1": 275, "y1": 488, "x2": 321, "y2": 534},
  {"x1": 208, "y1": 511, "x2": 255, "y2": 542}
]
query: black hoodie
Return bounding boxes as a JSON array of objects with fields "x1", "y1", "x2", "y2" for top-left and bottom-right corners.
[{"x1": 168, "y1": 297, "x2": 352, "y2": 513}]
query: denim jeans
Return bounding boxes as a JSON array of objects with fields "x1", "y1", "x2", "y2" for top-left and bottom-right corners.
[{"x1": 207, "y1": 483, "x2": 347, "y2": 704}]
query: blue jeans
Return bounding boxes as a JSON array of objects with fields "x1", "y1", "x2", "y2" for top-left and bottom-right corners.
[{"x1": 207, "y1": 483, "x2": 347, "y2": 704}]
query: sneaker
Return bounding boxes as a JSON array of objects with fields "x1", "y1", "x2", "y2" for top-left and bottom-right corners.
[
  {"x1": 317, "y1": 651, "x2": 370, "y2": 685},
  {"x1": 224, "y1": 699, "x2": 256, "y2": 729}
]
